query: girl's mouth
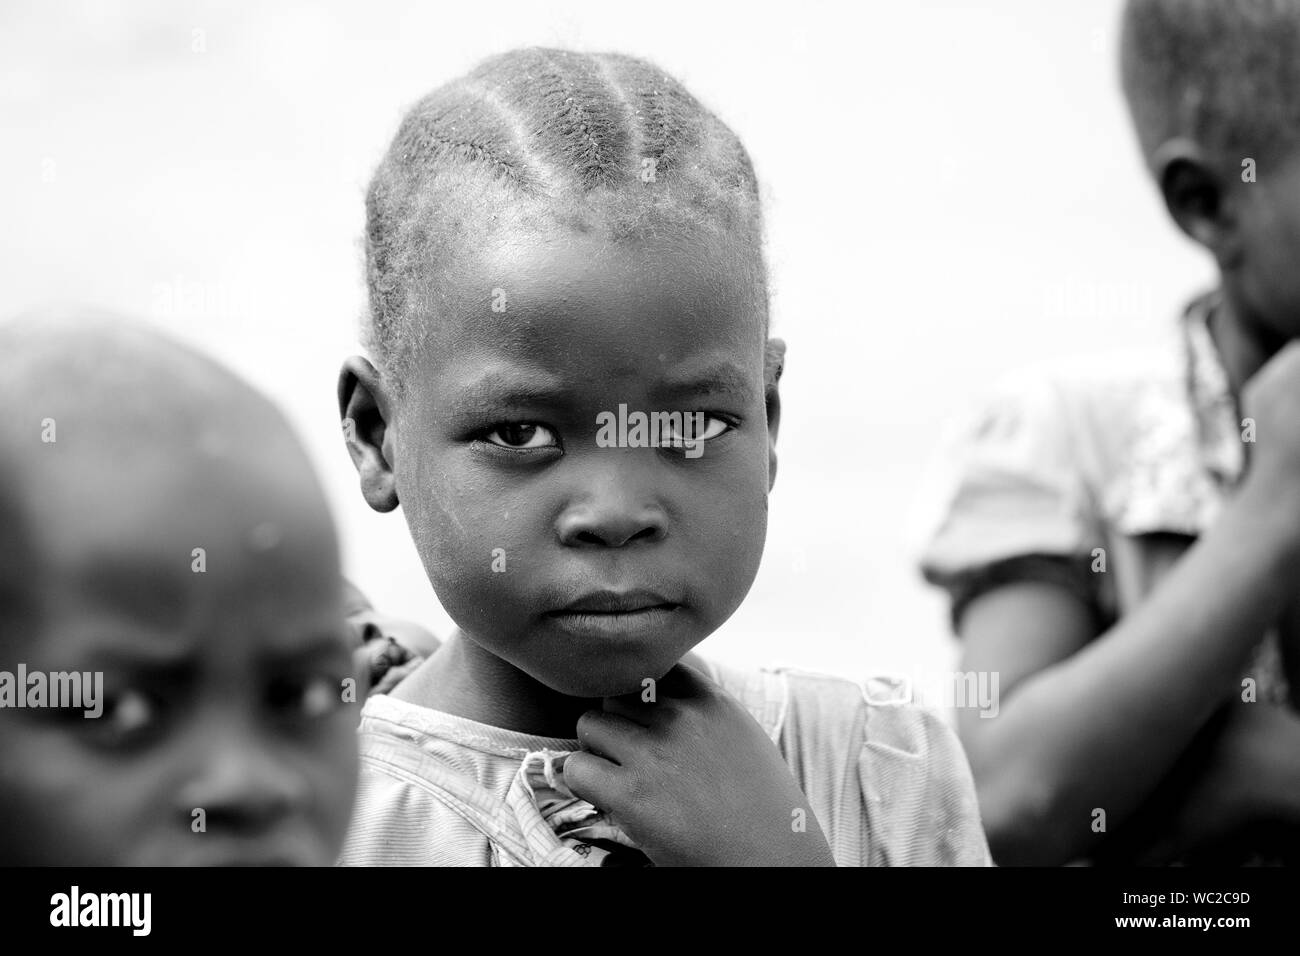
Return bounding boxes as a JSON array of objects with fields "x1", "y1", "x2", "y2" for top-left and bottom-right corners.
[{"x1": 551, "y1": 589, "x2": 678, "y2": 615}]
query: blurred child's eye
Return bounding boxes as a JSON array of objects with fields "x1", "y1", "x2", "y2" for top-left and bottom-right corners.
[
  {"x1": 483, "y1": 422, "x2": 559, "y2": 450},
  {"x1": 268, "y1": 674, "x2": 343, "y2": 720},
  {"x1": 83, "y1": 689, "x2": 163, "y2": 751}
]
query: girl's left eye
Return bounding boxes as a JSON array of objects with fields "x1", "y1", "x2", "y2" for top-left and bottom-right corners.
[
  {"x1": 667, "y1": 414, "x2": 733, "y2": 443},
  {"x1": 483, "y1": 423, "x2": 559, "y2": 449},
  {"x1": 694, "y1": 416, "x2": 732, "y2": 441}
]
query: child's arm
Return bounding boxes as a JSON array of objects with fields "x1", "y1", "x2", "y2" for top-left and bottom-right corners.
[{"x1": 957, "y1": 341, "x2": 1300, "y2": 865}]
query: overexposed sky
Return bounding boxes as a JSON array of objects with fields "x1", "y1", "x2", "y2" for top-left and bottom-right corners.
[{"x1": 0, "y1": 0, "x2": 1214, "y2": 689}]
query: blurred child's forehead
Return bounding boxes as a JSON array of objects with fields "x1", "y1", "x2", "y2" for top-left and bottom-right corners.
[
  {"x1": 36, "y1": 440, "x2": 335, "y2": 577},
  {"x1": 0, "y1": 312, "x2": 345, "y2": 660},
  {"x1": 0, "y1": 464, "x2": 346, "y2": 686}
]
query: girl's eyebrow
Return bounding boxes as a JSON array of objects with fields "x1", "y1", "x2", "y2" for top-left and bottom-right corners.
[
  {"x1": 450, "y1": 362, "x2": 757, "y2": 409},
  {"x1": 453, "y1": 369, "x2": 572, "y2": 410},
  {"x1": 656, "y1": 361, "x2": 757, "y2": 402}
]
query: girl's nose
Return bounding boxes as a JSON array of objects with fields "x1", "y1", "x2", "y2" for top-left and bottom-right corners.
[
  {"x1": 555, "y1": 467, "x2": 668, "y2": 548},
  {"x1": 557, "y1": 504, "x2": 667, "y2": 547}
]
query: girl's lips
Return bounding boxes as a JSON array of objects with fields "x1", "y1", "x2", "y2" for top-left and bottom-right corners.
[
  {"x1": 551, "y1": 589, "x2": 679, "y2": 615},
  {"x1": 545, "y1": 605, "x2": 681, "y2": 638}
]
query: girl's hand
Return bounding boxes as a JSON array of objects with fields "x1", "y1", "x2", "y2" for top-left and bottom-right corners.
[{"x1": 563, "y1": 664, "x2": 837, "y2": 866}]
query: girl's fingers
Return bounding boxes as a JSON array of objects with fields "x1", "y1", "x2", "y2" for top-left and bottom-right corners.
[
  {"x1": 575, "y1": 708, "x2": 644, "y2": 763},
  {"x1": 561, "y1": 749, "x2": 623, "y2": 809}
]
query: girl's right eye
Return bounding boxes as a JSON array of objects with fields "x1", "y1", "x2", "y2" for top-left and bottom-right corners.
[{"x1": 482, "y1": 423, "x2": 559, "y2": 450}]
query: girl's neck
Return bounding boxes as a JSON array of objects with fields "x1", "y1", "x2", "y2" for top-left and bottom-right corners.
[{"x1": 392, "y1": 630, "x2": 596, "y2": 738}]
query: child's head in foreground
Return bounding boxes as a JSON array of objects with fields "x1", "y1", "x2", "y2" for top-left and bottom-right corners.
[
  {"x1": 1121, "y1": 0, "x2": 1300, "y2": 340},
  {"x1": 340, "y1": 48, "x2": 783, "y2": 699},
  {"x1": 0, "y1": 311, "x2": 358, "y2": 865}
]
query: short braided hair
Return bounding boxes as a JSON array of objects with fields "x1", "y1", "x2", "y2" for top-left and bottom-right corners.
[
  {"x1": 363, "y1": 48, "x2": 767, "y2": 387},
  {"x1": 1120, "y1": 0, "x2": 1300, "y2": 165}
]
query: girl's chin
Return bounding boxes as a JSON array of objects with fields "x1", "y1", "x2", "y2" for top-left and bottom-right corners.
[{"x1": 538, "y1": 658, "x2": 681, "y2": 700}]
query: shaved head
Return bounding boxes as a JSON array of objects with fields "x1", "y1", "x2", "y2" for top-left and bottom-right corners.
[
  {"x1": 1121, "y1": 0, "x2": 1300, "y2": 164},
  {"x1": 0, "y1": 308, "x2": 300, "y2": 454},
  {"x1": 0, "y1": 308, "x2": 336, "y2": 646}
]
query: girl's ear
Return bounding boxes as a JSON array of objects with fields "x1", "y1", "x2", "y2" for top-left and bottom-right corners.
[
  {"x1": 338, "y1": 356, "x2": 400, "y2": 513},
  {"x1": 764, "y1": 338, "x2": 786, "y2": 492},
  {"x1": 1152, "y1": 138, "x2": 1244, "y2": 269}
]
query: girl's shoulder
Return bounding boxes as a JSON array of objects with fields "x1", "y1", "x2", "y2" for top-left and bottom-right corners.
[{"x1": 703, "y1": 659, "x2": 993, "y2": 866}]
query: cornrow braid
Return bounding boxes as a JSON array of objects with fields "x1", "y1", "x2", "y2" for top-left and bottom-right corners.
[
  {"x1": 362, "y1": 47, "x2": 766, "y2": 388},
  {"x1": 469, "y1": 48, "x2": 635, "y2": 190}
]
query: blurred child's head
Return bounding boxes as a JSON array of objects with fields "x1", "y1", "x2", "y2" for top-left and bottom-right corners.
[
  {"x1": 0, "y1": 311, "x2": 358, "y2": 865},
  {"x1": 1121, "y1": 0, "x2": 1300, "y2": 338},
  {"x1": 340, "y1": 48, "x2": 784, "y2": 698},
  {"x1": 342, "y1": 578, "x2": 440, "y2": 657}
]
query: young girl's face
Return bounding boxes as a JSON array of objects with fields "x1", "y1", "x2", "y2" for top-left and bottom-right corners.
[
  {"x1": 0, "y1": 451, "x2": 359, "y2": 865},
  {"x1": 391, "y1": 228, "x2": 776, "y2": 697}
]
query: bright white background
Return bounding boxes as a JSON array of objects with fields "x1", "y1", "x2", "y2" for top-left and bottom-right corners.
[{"x1": 0, "y1": 0, "x2": 1214, "y2": 688}]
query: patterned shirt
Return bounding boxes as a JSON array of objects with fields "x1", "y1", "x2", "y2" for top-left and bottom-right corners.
[{"x1": 917, "y1": 290, "x2": 1291, "y2": 706}]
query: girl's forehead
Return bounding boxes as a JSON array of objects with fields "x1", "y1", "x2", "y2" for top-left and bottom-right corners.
[
  {"x1": 431, "y1": 230, "x2": 765, "y2": 344},
  {"x1": 426, "y1": 296, "x2": 763, "y2": 403}
]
